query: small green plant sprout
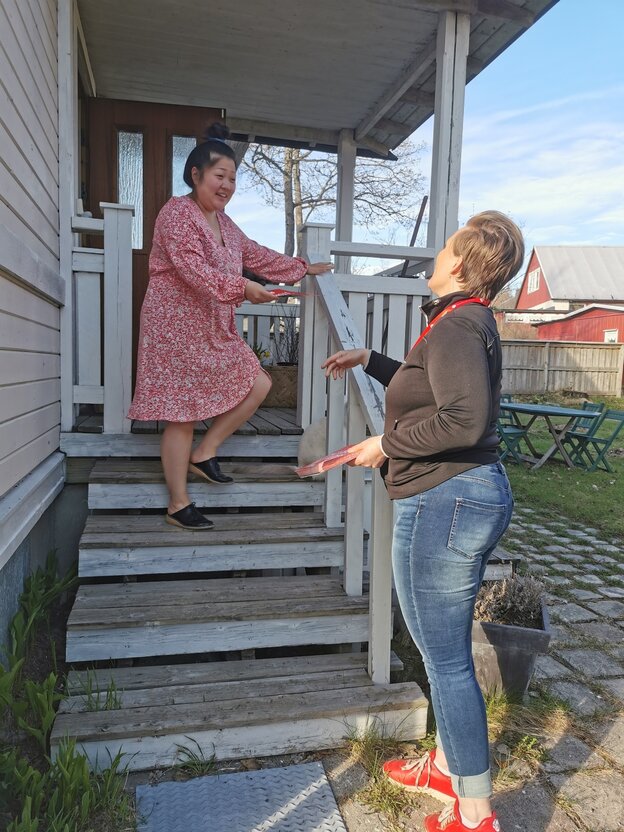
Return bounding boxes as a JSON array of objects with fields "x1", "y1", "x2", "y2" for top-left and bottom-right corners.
[
  {"x1": 77, "y1": 670, "x2": 122, "y2": 712},
  {"x1": 18, "y1": 673, "x2": 64, "y2": 751},
  {"x1": 251, "y1": 342, "x2": 271, "y2": 362},
  {"x1": 174, "y1": 736, "x2": 216, "y2": 777}
]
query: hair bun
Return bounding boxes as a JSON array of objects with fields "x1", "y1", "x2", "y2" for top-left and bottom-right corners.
[{"x1": 204, "y1": 122, "x2": 231, "y2": 142}]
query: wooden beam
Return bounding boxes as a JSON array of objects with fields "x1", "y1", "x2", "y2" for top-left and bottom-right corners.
[
  {"x1": 375, "y1": 117, "x2": 412, "y2": 136},
  {"x1": 335, "y1": 129, "x2": 357, "y2": 273},
  {"x1": 400, "y1": 88, "x2": 436, "y2": 108},
  {"x1": 427, "y1": 11, "x2": 470, "y2": 253},
  {"x1": 409, "y1": 1, "x2": 534, "y2": 26},
  {"x1": 355, "y1": 45, "x2": 436, "y2": 140}
]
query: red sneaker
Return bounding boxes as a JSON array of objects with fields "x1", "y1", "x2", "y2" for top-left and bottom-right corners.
[
  {"x1": 382, "y1": 749, "x2": 456, "y2": 802},
  {"x1": 424, "y1": 801, "x2": 501, "y2": 832}
]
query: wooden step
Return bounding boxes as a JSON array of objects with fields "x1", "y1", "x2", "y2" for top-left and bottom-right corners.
[
  {"x1": 78, "y1": 512, "x2": 344, "y2": 577},
  {"x1": 65, "y1": 575, "x2": 370, "y2": 662},
  {"x1": 52, "y1": 653, "x2": 427, "y2": 771},
  {"x1": 87, "y1": 460, "x2": 324, "y2": 509}
]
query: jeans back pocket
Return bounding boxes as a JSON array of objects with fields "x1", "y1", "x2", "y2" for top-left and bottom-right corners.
[{"x1": 448, "y1": 497, "x2": 510, "y2": 560}]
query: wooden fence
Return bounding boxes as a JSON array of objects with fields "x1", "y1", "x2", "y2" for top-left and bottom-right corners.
[{"x1": 502, "y1": 340, "x2": 624, "y2": 396}]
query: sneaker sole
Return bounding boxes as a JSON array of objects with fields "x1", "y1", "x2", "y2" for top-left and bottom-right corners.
[
  {"x1": 165, "y1": 515, "x2": 215, "y2": 531},
  {"x1": 383, "y1": 772, "x2": 455, "y2": 803},
  {"x1": 189, "y1": 463, "x2": 233, "y2": 484}
]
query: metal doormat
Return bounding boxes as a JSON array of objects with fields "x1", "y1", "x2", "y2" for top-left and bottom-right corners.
[{"x1": 136, "y1": 761, "x2": 348, "y2": 832}]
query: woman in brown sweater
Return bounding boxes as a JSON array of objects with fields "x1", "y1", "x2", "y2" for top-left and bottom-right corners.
[{"x1": 323, "y1": 211, "x2": 524, "y2": 832}]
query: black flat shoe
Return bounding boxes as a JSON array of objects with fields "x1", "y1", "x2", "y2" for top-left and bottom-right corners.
[
  {"x1": 166, "y1": 503, "x2": 214, "y2": 530},
  {"x1": 189, "y1": 457, "x2": 234, "y2": 484}
]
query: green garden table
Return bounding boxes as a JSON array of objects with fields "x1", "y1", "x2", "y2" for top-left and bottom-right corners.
[{"x1": 499, "y1": 402, "x2": 601, "y2": 470}]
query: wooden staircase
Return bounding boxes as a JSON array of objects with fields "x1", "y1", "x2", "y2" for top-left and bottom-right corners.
[{"x1": 52, "y1": 452, "x2": 428, "y2": 771}]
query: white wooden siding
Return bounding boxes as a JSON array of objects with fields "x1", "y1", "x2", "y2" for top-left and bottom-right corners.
[
  {"x1": 0, "y1": 0, "x2": 60, "y2": 281},
  {"x1": 0, "y1": 273, "x2": 61, "y2": 497},
  {"x1": 0, "y1": 0, "x2": 62, "y2": 499}
]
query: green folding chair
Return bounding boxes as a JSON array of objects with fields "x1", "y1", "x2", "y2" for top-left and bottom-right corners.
[
  {"x1": 497, "y1": 396, "x2": 529, "y2": 465},
  {"x1": 561, "y1": 402, "x2": 605, "y2": 465},
  {"x1": 570, "y1": 409, "x2": 624, "y2": 473}
]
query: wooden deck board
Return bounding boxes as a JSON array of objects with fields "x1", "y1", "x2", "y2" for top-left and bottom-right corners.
[
  {"x1": 82, "y1": 513, "x2": 326, "y2": 535},
  {"x1": 74, "y1": 408, "x2": 303, "y2": 436},
  {"x1": 65, "y1": 653, "x2": 376, "y2": 693},
  {"x1": 60, "y1": 667, "x2": 373, "y2": 713},
  {"x1": 53, "y1": 681, "x2": 424, "y2": 741}
]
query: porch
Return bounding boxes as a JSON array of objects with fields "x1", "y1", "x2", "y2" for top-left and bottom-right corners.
[{"x1": 44, "y1": 0, "x2": 556, "y2": 772}]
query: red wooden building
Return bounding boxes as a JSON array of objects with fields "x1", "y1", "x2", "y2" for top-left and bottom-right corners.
[{"x1": 534, "y1": 305, "x2": 624, "y2": 343}]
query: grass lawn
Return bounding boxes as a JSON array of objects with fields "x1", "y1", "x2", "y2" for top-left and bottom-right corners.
[{"x1": 504, "y1": 393, "x2": 624, "y2": 539}]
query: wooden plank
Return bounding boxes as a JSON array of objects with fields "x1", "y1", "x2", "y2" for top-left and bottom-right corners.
[
  {"x1": 71, "y1": 248, "x2": 104, "y2": 274},
  {"x1": 257, "y1": 408, "x2": 303, "y2": 435},
  {"x1": 386, "y1": 294, "x2": 407, "y2": 362},
  {"x1": 89, "y1": 460, "x2": 300, "y2": 483},
  {"x1": 102, "y1": 205, "x2": 133, "y2": 433},
  {"x1": 324, "y1": 339, "x2": 344, "y2": 528},
  {"x1": 71, "y1": 575, "x2": 349, "y2": 607},
  {"x1": 65, "y1": 613, "x2": 370, "y2": 661},
  {"x1": 335, "y1": 274, "x2": 430, "y2": 295},
  {"x1": 0, "y1": 273, "x2": 60, "y2": 329},
  {"x1": 51, "y1": 705, "x2": 426, "y2": 772},
  {"x1": 330, "y1": 242, "x2": 435, "y2": 261},
  {"x1": 71, "y1": 216, "x2": 104, "y2": 233},
  {"x1": 0, "y1": 450, "x2": 63, "y2": 570},
  {"x1": 3, "y1": 0, "x2": 57, "y2": 110},
  {"x1": 88, "y1": 481, "x2": 323, "y2": 509},
  {"x1": 81, "y1": 524, "x2": 337, "y2": 545},
  {"x1": 66, "y1": 652, "x2": 372, "y2": 694},
  {"x1": 344, "y1": 392, "x2": 365, "y2": 596},
  {"x1": 0, "y1": 379, "x2": 59, "y2": 424},
  {"x1": 54, "y1": 680, "x2": 423, "y2": 740},
  {"x1": 0, "y1": 310, "x2": 60, "y2": 354},
  {"x1": 61, "y1": 431, "x2": 301, "y2": 458},
  {"x1": 368, "y1": 473, "x2": 393, "y2": 685},
  {"x1": 60, "y1": 668, "x2": 373, "y2": 714},
  {"x1": 78, "y1": 540, "x2": 344, "y2": 577},
  {"x1": 246, "y1": 412, "x2": 278, "y2": 435},
  {"x1": 0, "y1": 425, "x2": 60, "y2": 498},
  {"x1": 75, "y1": 271, "x2": 101, "y2": 387},
  {"x1": 371, "y1": 294, "x2": 384, "y2": 353},
  {"x1": 82, "y1": 512, "x2": 325, "y2": 534},
  {"x1": 0, "y1": 403, "x2": 60, "y2": 458},
  {"x1": 0, "y1": 350, "x2": 61, "y2": 392}
]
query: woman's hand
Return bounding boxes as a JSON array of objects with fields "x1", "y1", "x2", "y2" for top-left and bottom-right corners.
[
  {"x1": 306, "y1": 261, "x2": 334, "y2": 276},
  {"x1": 348, "y1": 436, "x2": 386, "y2": 469},
  {"x1": 322, "y1": 348, "x2": 370, "y2": 379},
  {"x1": 244, "y1": 280, "x2": 277, "y2": 304}
]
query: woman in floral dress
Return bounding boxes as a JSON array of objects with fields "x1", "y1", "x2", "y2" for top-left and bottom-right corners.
[{"x1": 128, "y1": 124, "x2": 331, "y2": 529}]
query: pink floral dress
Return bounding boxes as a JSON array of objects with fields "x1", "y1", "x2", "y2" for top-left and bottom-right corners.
[{"x1": 128, "y1": 196, "x2": 307, "y2": 422}]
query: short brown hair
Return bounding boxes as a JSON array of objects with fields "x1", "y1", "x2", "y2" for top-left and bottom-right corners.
[{"x1": 453, "y1": 211, "x2": 525, "y2": 302}]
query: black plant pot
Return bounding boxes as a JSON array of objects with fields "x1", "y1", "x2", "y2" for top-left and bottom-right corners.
[{"x1": 471, "y1": 601, "x2": 551, "y2": 697}]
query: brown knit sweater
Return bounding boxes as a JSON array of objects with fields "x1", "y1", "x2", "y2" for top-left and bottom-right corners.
[{"x1": 365, "y1": 291, "x2": 502, "y2": 499}]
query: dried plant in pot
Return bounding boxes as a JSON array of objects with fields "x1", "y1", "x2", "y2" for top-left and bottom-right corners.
[
  {"x1": 472, "y1": 574, "x2": 551, "y2": 697},
  {"x1": 264, "y1": 303, "x2": 299, "y2": 408}
]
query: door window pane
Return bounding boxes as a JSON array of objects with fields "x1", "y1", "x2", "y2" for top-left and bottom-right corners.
[
  {"x1": 172, "y1": 136, "x2": 197, "y2": 196},
  {"x1": 117, "y1": 131, "x2": 144, "y2": 249}
]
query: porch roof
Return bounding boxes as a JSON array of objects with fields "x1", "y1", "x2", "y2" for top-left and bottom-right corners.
[{"x1": 77, "y1": 0, "x2": 558, "y2": 157}]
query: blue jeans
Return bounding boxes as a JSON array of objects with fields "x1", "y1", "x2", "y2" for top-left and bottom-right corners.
[{"x1": 391, "y1": 462, "x2": 514, "y2": 798}]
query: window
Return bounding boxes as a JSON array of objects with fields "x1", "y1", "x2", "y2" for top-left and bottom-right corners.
[
  {"x1": 117, "y1": 131, "x2": 144, "y2": 249},
  {"x1": 171, "y1": 136, "x2": 197, "y2": 197},
  {"x1": 527, "y1": 268, "x2": 540, "y2": 293},
  {"x1": 604, "y1": 329, "x2": 618, "y2": 344}
]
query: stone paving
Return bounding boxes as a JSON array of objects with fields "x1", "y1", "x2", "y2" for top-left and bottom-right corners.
[{"x1": 493, "y1": 505, "x2": 624, "y2": 832}]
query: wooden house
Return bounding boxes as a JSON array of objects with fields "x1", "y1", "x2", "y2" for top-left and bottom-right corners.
[
  {"x1": 0, "y1": 0, "x2": 557, "y2": 770},
  {"x1": 516, "y1": 246, "x2": 624, "y2": 313},
  {"x1": 533, "y1": 304, "x2": 624, "y2": 343}
]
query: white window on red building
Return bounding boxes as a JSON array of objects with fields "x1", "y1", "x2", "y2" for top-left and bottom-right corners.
[
  {"x1": 527, "y1": 268, "x2": 541, "y2": 293},
  {"x1": 604, "y1": 329, "x2": 618, "y2": 343}
]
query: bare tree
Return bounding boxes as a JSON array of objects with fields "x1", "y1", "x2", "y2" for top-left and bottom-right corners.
[{"x1": 239, "y1": 141, "x2": 426, "y2": 256}]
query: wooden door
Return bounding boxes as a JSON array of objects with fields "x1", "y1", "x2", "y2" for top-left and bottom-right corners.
[{"x1": 88, "y1": 98, "x2": 223, "y2": 380}]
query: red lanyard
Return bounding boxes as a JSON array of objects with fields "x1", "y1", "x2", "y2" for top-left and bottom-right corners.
[{"x1": 409, "y1": 297, "x2": 490, "y2": 353}]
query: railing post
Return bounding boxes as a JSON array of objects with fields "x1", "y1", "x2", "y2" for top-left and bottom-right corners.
[
  {"x1": 324, "y1": 335, "x2": 345, "y2": 528},
  {"x1": 344, "y1": 382, "x2": 365, "y2": 595},
  {"x1": 368, "y1": 473, "x2": 393, "y2": 684},
  {"x1": 335, "y1": 129, "x2": 357, "y2": 274},
  {"x1": 298, "y1": 223, "x2": 334, "y2": 428},
  {"x1": 102, "y1": 203, "x2": 134, "y2": 434}
]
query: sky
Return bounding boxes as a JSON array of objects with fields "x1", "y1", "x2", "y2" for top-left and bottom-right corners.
[{"x1": 227, "y1": 0, "x2": 624, "y2": 279}]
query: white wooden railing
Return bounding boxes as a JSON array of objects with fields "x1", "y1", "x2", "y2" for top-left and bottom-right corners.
[
  {"x1": 235, "y1": 301, "x2": 300, "y2": 365},
  {"x1": 300, "y1": 223, "x2": 433, "y2": 684},
  {"x1": 70, "y1": 203, "x2": 134, "y2": 433}
]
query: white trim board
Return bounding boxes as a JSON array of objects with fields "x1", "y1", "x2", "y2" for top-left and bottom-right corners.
[{"x1": 0, "y1": 451, "x2": 65, "y2": 571}]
